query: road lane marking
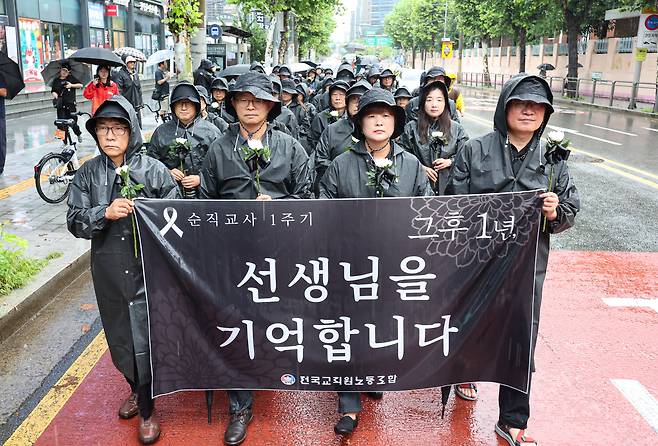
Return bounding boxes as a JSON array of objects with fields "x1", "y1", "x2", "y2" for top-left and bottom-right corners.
[
  {"x1": 602, "y1": 297, "x2": 658, "y2": 313},
  {"x1": 546, "y1": 125, "x2": 622, "y2": 146},
  {"x1": 611, "y1": 379, "x2": 658, "y2": 434},
  {"x1": 463, "y1": 113, "x2": 658, "y2": 188},
  {"x1": 4, "y1": 331, "x2": 108, "y2": 446},
  {"x1": 643, "y1": 127, "x2": 658, "y2": 133},
  {"x1": 0, "y1": 154, "x2": 95, "y2": 201},
  {"x1": 584, "y1": 123, "x2": 637, "y2": 137}
]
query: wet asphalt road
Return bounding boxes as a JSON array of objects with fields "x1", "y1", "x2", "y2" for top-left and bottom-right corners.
[{"x1": 0, "y1": 85, "x2": 657, "y2": 443}]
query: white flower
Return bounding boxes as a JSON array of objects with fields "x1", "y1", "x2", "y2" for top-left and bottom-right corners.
[
  {"x1": 374, "y1": 158, "x2": 393, "y2": 169},
  {"x1": 211, "y1": 102, "x2": 220, "y2": 109},
  {"x1": 115, "y1": 166, "x2": 128, "y2": 175},
  {"x1": 175, "y1": 137, "x2": 187, "y2": 145},
  {"x1": 431, "y1": 131, "x2": 444, "y2": 138},
  {"x1": 547, "y1": 130, "x2": 565, "y2": 143},
  {"x1": 351, "y1": 136, "x2": 360, "y2": 143},
  {"x1": 330, "y1": 110, "x2": 339, "y2": 117},
  {"x1": 247, "y1": 139, "x2": 264, "y2": 150}
]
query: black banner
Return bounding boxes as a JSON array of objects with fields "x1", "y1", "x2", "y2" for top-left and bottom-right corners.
[{"x1": 135, "y1": 192, "x2": 541, "y2": 397}]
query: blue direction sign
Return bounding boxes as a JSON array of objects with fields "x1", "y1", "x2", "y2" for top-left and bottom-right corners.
[{"x1": 208, "y1": 24, "x2": 222, "y2": 39}]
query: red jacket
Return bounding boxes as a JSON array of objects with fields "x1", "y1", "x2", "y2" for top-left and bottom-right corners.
[{"x1": 83, "y1": 81, "x2": 119, "y2": 114}]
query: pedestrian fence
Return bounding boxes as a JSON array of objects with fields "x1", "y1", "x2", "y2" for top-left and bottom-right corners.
[{"x1": 460, "y1": 72, "x2": 658, "y2": 113}]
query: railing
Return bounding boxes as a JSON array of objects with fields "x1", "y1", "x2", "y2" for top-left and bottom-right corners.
[
  {"x1": 618, "y1": 37, "x2": 634, "y2": 54},
  {"x1": 459, "y1": 72, "x2": 658, "y2": 113},
  {"x1": 594, "y1": 39, "x2": 609, "y2": 54}
]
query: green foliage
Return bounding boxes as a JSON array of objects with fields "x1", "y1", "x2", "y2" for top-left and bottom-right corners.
[
  {"x1": 385, "y1": 0, "x2": 459, "y2": 53},
  {"x1": 297, "y1": 3, "x2": 338, "y2": 58},
  {"x1": 235, "y1": 9, "x2": 267, "y2": 62},
  {"x1": 163, "y1": 0, "x2": 204, "y2": 40},
  {"x1": 0, "y1": 229, "x2": 59, "y2": 296}
]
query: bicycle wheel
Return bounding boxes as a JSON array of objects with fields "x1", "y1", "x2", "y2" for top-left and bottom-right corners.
[{"x1": 35, "y1": 153, "x2": 75, "y2": 204}]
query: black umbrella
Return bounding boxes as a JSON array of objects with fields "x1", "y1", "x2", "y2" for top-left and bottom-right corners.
[
  {"x1": 565, "y1": 62, "x2": 584, "y2": 68},
  {"x1": 300, "y1": 60, "x2": 318, "y2": 68},
  {"x1": 41, "y1": 59, "x2": 91, "y2": 86},
  {"x1": 440, "y1": 386, "x2": 451, "y2": 418},
  {"x1": 537, "y1": 63, "x2": 555, "y2": 71},
  {"x1": 69, "y1": 47, "x2": 124, "y2": 67},
  {"x1": 0, "y1": 52, "x2": 25, "y2": 100},
  {"x1": 217, "y1": 64, "x2": 250, "y2": 79}
]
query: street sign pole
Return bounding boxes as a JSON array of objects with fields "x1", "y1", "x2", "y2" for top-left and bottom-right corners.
[{"x1": 630, "y1": 8, "x2": 658, "y2": 109}]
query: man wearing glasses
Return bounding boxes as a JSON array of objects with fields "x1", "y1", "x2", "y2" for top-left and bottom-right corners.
[
  {"x1": 200, "y1": 71, "x2": 311, "y2": 445},
  {"x1": 67, "y1": 95, "x2": 180, "y2": 445}
]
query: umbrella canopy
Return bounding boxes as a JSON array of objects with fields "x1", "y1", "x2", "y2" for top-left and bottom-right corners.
[
  {"x1": 300, "y1": 60, "x2": 318, "y2": 68},
  {"x1": 0, "y1": 52, "x2": 25, "y2": 100},
  {"x1": 565, "y1": 62, "x2": 584, "y2": 68},
  {"x1": 115, "y1": 47, "x2": 147, "y2": 62},
  {"x1": 69, "y1": 47, "x2": 125, "y2": 67},
  {"x1": 345, "y1": 42, "x2": 366, "y2": 51},
  {"x1": 289, "y1": 62, "x2": 314, "y2": 74},
  {"x1": 145, "y1": 49, "x2": 175, "y2": 67},
  {"x1": 537, "y1": 63, "x2": 555, "y2": 71},
  {"x1": 217, "y1": 64, "x2": 250, "y2": 79},
  {"x1": 41, "y1": 59, "x2": 91, "y2": 86}
]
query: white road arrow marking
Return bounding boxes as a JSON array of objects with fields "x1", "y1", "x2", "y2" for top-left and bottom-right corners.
[
  {"x1": 602, "y1": 297, "x2": 658, "y2": 313},
  {"x1": 584, "y1": 123, "x2": 637, "y2": 136},
  {"x1": 611, "y1": 379, "x2": 658, "y2": 434}
]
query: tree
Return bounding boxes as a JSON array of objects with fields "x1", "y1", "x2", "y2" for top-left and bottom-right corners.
[
  {"x1": 296, "y1": 3, "x2": 338, "y2": 59},
  {"x1": 163, "y1": 0, "x2": 204, "y2": 81},
  {"x1": 236, "y1": 9, "x2": 267, "y2": 62}
]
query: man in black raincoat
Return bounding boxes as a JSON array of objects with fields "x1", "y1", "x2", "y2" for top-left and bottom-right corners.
[
  {"x1": 249, "y1": 61, "x2": 266, "y2": 74},
  {"x1": 446, "y1": 74, "x2": 580, "y2": 446},
  {"x1": 209, "y1": 77, "x2": 235, "y2": 124},
  {"x1": 199, "y1": 71, "x2": 311, "y2": 445},
  {"x1": 148, "y1": 82, "x2": 222, "y2": 199},
  {"x1": 114, "y1": 56, "x2": 144, "y2": 127},
  {"x1": 314, "y1": 79, "x2": 371, "y2": 186},
  {"x1": 365, "y1": 66, "x2": 380, "y2": 86},
  {"x1": 282, "y1": 80, "x2": 316, "y2": 153},
  {"x1": 394, "y1": 86, "x2": 412, "y2": 110},
  {"x1": 405, "y1": 66, "x2": 460, "y2": 123},
  {"x1": 320, "y1": 88, "x2": 431, "y2": 199},
  {"x1": 379, "y1": 69, "x2": 396, "y2": 91},
  {"x1": 196, "y1": 85, "x2": 229, "y2": 133},
  {"x1": 67, "y1": 95, "x2": 180, "y2": 444},
  {"x1": 277, "y1": 65, "x2": 292, "y2": 80},
  {"x1": 336, "y1": 65, "x2": 356, "y2": 84},
  {"x1": 193, "y1": 59, "x2": 215, "y2": 91},
  {"x1": 308, "y1": 80, "x2": 350, "y2": 151},
  {"x1": 310, "y1": 77, "x2": 334, "y2": 112}
]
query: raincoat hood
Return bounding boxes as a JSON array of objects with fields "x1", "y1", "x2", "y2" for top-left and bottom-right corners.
[
  {"x1": 85, "y1": 95, "x2": 142, "y2": 162},
  {"x1": 336, "y1": 66, "x2": 355, "y2": 82},
  {"x1": 320, "y1": 77, "x2": 335, "y2": 89},
  {"x1": 379, "y1": 68, "x2": 395, "y2": 79},
  {"x1": 494, "y1": 74, "x2": 554, "y2": 137},
  {"x1": 346, "y1": 79, "x2": 372, "y2": 99},
  {"x1": 195, "y1": 85, "x2": 211, "y2": 104},
  {"x1": 225, "y1": 71, "x2": 282, "y2": 120},
  {"x1": 352, "y1": 89, "x2": 406, "y2": 140},
  {"x1": 329, "y1": 80, "x2": 350, "y2": 94},
  {"x1": 281, "y1": 79, "x2": 298, "y2": 94},
  {"x1": 394, "y1": 87, "x2": 412, "y2": 99},
  {"x1": 295, "y1": 83, "x2": 310, "y2": 100},
  {"x1": 366, "y1": 66, "x2": 381, "y2": 79},
  {"x1": 211, "y1": 77, "x2": 229, "y2": 91},
  {"x1": 249, "y1": 61, "x2": 266, "y2": 74},
  {"x1": 278, "y1": 65, "x2": 292, "y2": 77},
  {"x1": 200, "y1": 58, "x2": 214, "y2": 71},
  {"x1": 425, "y1": 66, "x2": 452, "y2": 88}
]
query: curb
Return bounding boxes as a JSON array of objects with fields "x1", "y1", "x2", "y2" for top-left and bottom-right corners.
[
  {"x1": 0, "y1": 249, "x2": 91, "y2": 344},
  {"x1": 461, "y1": 84, "x2": 658, "y2": 119}
]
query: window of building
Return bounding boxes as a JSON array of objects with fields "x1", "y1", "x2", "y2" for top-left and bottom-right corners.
[
  {"x1": 40, "y1": 0, "x2": 62, "y2": 23},
  {"x1": 62, "y1": 23, "x2": 81, "y2": 57},
  {"x1": 0, "y1": 0, "x2": 6, "y2": 15},
  {"x1": 61, "y1": 0, "x2": 81, "y2": 25},
  {"x1": 17, "y1": 0, "x2": 40, "y2": 19}
]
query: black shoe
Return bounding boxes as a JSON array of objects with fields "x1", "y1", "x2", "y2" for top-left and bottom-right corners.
[
  {"x1": 334, "y1": 415, "x2": 358, "y2": 435},
  {"x1": 224, "y1": 409, "x2": 253, "y2": 445},
  {"x1": 366, "y1": 392, "x2": 383, "y2": 400}
]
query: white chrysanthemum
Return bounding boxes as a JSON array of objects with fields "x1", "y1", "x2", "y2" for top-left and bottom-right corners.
[
  {"x1": 115, "y1": 165, "x2": 129, "y2": 175},
  {"x1": 431, "y1": 131, "x2": 444, "y2": 138},
  {"x1": 211, "y1": 102, "x2": 220, "y2": 109},
  {"x1": 374, "y1": 158, "x2": 393, "y2": 169},
  {"x1": 351, "y1": 136, "x2": 359, "y2": 143},
  {"x1": 247, "y1": 139, "x2": 264, "y2": 150},
  {"x1": 175, "y1": 137, "x2": 187, "y2": 145},
  {"x1": 330, "y1": 110, "x2": 340, "y2": 117},
  {"x1": 547, "y1": 130, "x2": 565, "y2": 143}
]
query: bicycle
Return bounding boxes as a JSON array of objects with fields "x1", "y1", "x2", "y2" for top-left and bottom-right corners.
[
  {"x1": 144, "y1": 101, "x2": 171, "y2": 124},
  {"x1": 34, "y1": 112, "x2": 91, "y2": 204}
]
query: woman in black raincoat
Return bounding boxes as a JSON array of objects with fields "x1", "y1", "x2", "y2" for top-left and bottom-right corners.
[
  {"x1": 319, "y1": 88, "x2": 430, "y2": 436},
  {"x1": 199, "y1": 71, "x2": 311, "y2": 446},
  {"x1": 67, "y1": 95, "x2": 180, "y2": 444},
  {"x1": 379, "y1": 69, "x2": 396, "y2": 91},
  {"x1": 399, "y1": 81, "x2": 469, "y2": 195},
  {"x1": 314, "y1": 79, "x2": 372, "y2": 187},
  {"x1": 394, "y1": 87, "x2": 412, "y2": 110},
  {"x1": 147, "y1": 82, "x2": 222, "y2": 199},
  {"x1": 309, "y1": 80, "x2": 350, "y2": 151},
  {"x1": 282, "y1": 80, "x2": 317, "y2": 154},
  {"x1": 270, "y1": 77, "x2": 299, "y2": 139},
  {"x1": 405, "y1": 66, "x2": 460, "y2": 123},
  {"x1": 196, "y1": 85, "x2": 229, "y2": 133},
  {"x1": 209, "y1": 77, "x2": 235, "y2": 124},
  {"x1": 311, "y1": 76, "x2": 334, "y2": 112},
  {"x1": 446, "y1": 74, "x2": 580, "y2": 446}
]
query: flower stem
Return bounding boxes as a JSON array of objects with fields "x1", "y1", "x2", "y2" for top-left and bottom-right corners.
[
  {"x1": 542, "y1": 165, "x2": 555, "y2": 232},
  {"x1": 256, "y1": 168, "x2": 261, "y2": 196}
]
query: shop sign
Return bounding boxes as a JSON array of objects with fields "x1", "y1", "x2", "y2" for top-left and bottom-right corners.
[
  {"x1": 135, "y1": 1, "x2": 160, "y2": 16},
  {"x1": 106, "y1": 5, "x2": 118, "y2": 16}
]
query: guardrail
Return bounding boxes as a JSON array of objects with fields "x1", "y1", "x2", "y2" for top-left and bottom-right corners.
[{"x1": 460, "y1": 72, "x2": 658, "y2": 113}]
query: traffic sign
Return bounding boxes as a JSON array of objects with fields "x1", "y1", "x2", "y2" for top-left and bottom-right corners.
[
  {"x1": 208, "y1": 24, "x2": 222, "y2": 39},
  {"x1": 441, "y1": 40, "x2": 453, "y2": 59},
  {"x1": 637, "y1": 12, "x2": 658, "y2": 51},
  {"x1": 635, "y1": 47, "x2": 648, "y2": 62}
]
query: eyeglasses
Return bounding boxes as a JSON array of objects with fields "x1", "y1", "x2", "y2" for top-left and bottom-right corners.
[
  {"x1": 235, "y1": 97, "x2": 267, "y2": 107},
  {"x1": 95, "y1": 126, "x2": 129, "y2": 136}
]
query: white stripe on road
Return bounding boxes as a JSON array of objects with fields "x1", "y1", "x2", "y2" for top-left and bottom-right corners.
[
  {"x1": 611, "y1": 379, "x2": 658, "y2": 434},
  {"x1": 643, "y1": 127, "x2": 658, "y2": 133},
  {"x1": 546, "y1": 125, "x2": 622, "y2": 146},
  {"x1": 584, "y1": 123, "x2": 637, "y2": 137},
  {"x1": 602, "y1": 297, "x2": 658, "y2": 313}
]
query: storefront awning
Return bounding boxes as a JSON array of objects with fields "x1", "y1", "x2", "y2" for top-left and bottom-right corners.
[{"x1": 221, "y1": 25, "x2": 252, "y2": 39}]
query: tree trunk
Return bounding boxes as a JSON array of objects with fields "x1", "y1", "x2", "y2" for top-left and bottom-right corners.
[
  {"x1": 278, "y1": 10, "x2": 289, "y2": 65},
  {"x1": 482, "y1": 38, "x2": 491, "y2": 86},
  {"x1": 265, "y1": 15, "x2": 277, "y2": 66},
  {"x1": 518, "y1": 28, "x2": 527, "y2": 73},
  {"x1": 190, "y1": 0, "x2": 206, "y2": 70},
  {"x1": 565, "y1": 9, "x2": 580, "y2": 98},
  {"x1": 175, "y1": 35, "x2": 193, "y2": 82},
  {"x1": 411, "y1": 45, "x2": 416, "y2": 69},
  {"x1": 422, "y1": 49, "x2": 427, "y2": 70},
  {"x1": 457, "y1": 31, "x2": 463, "y2": 82}
]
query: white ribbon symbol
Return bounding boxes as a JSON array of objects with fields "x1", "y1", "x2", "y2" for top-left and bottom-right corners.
[{"x1": 160, "y1": 207, "x2": 184, "y2": 238}]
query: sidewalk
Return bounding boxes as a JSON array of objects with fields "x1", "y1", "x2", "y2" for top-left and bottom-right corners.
[{"x1": 0, "y1": 105, "x2": 161, "y2": 342}]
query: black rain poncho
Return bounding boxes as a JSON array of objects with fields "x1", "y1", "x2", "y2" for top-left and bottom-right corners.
[
  {"x1": 320, "y1": 140, "x2": 431, "y2": 198},
  {"x1": 67, "y1": 96, "x2": 180, "y2": 383},
  {"x1": 445, "y1": 74, "x2": 580, "y2": 366},
  {"x1": 113, "y1": 66, "x2": 143, "y2": 110},
  {"x1": 399, "y1": 119, "x2": 469, "y2": 195},
  {"x1": 200, "y1": 122, "x2": 312, "y2": 199}
]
